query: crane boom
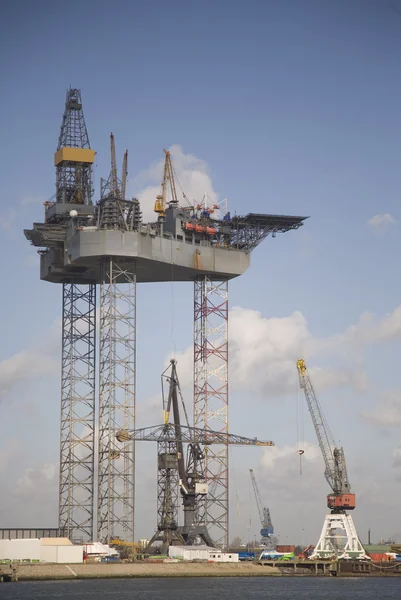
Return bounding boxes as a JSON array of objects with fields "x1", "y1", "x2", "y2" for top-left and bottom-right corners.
[
  {"x1": 296, "y1": 359, "x2": 336, "y2": 489},
  {"x1": 121, "y1": 149, "x2": 128, "y2": 200},
  {"x1": 296, "y1": 359, "x2": 355, "y2": 512},
  {"x1": 249, "y1": 469, "x2": 264, "y2": 524},
  {"x1": 110, "y1": 132, "x2": 119, "y2": 196},
  {"x1": 165, "y1": 150, "x2": 178, "y2": 206},
  {"x1": 249, "y1": 469, "x2": 274, "y2": 538},
  {"x1": 117, "y1": 424, "x2": 274, "y2": 447},
  {"x1": 154, "y1": 149, "x2": 178, "y2": 217}
]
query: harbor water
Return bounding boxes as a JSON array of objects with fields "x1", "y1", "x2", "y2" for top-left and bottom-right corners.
[{"x1": 1, "y1": 576, "x2": 400, "y2": 599}]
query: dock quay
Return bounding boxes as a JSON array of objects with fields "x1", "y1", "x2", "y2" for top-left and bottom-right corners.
[
  {"x1": 2, "y1": 559, "x2": 401, "y2": 582},
  {"x1": 0, "y1": 561, "x2": 281, "y2": 581},
  {"x1": 259, "y1": 559, "x2": 401, "y2": 576}
]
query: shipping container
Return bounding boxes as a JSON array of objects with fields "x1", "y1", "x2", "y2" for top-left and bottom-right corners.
[
  {"x1": 369, "y1": 553, "x2": 391, "y2": 562},
  {"x1": 276, "y1": 545, "x2": 295, "y2": 553}
]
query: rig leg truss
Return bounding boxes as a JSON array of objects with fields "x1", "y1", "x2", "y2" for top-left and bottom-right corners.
[
  {"x1": 59, "y1": 283, "x2": 96, "y2": 542},
  {"x1": 194, "y1": 277, "x2": 229, "y2": 548},
  {"x1": 98, "y1": 259, "x2": 136, "y2": 542}
]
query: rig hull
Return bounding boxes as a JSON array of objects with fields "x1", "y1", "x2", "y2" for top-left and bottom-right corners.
[{"x1": 37, "y1": 227, "x2": 251, "y2": 284}]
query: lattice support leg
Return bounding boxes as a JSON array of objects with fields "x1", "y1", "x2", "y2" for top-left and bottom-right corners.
[
  {"x1": 59, "y1": 283, "x2": 96, "y2": 543},
  {"x1": 98, "y1": 259, "x2": 136, "y2": 542},
  {"x1": 194, "y1": 277, "x2": 229, "y2": 548},
  {"x1": 311, "y1": 513, "x2": 368, "y2": 559}
]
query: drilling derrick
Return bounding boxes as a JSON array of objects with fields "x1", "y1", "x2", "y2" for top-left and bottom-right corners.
[
  {"x1": 297, "y1": 359, "x2": 367, "y2": 560},
  {"x1": 55, "y1": 89, "x2": 95, "y2": 207}
]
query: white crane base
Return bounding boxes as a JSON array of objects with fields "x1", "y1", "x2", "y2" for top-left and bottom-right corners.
[{"x1": 311, "y1": 513, "x2": 368, "y2": 560}]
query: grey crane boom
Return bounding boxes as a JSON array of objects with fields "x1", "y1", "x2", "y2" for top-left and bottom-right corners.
[
  {"x1": 116, "y1": 424, "x2": 274, "y2": 446},
  {"x1": 296, "y1": 358, "x2": 353, "y2": 511}
]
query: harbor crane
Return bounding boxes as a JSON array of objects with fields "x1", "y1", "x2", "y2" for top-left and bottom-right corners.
[
  {"x1": 296, "y1": 359, "x2": 367, "y2": 559},
  {"x1": 249, "y1": 469, "x2": 274, "y2": 548},
  {"x1": 116, "y1": 360, "x2": 274, "y2": 553}
]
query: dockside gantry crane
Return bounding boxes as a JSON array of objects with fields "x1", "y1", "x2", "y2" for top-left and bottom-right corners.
[
  {"x1": 249, "y1": 469, "x2": 274, "y2": 548},
  {"x1": 116, "y1": 360, "x2": 274, "y2": 553},
  {"x1": 296, "y1": 359, "x2": 367, "y2": 559}
]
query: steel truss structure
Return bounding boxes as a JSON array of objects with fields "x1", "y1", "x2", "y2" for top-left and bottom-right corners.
[
  {"x1": 194, "y1": 277, "x2": 229, "y2": 548},
  {"x1": 56, "y1": 88, "x2": 92, "y2": 206},
  {"x1": 145, "y1": 439, "x2": 186, "y2": 554},
  {"x1": 59, "y1": 283, "x2": 96, "y2": 542},
  {"x1": 311, "y1": 513, "x2": 367, "y2": 560},
  {"x1": 98, "y1": 259, "x2": 136, "y2": 542}
]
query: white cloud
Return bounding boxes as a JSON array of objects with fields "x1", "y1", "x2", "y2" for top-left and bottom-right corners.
[
  {"x1": 170, "y1": 304, "x2": 399, "y2": 401},
  {"x1": 261, "y1": 440, "x2": 320, "y2": 471},
  {"x1": 362, "y1": 389, "x2": 401, "y2": 428},
  {"x1": 392, "y1": 446, "x2": 401, "y2": 484},
  {"x1": 15, "y1": 463, "x2": 57, "y2": 496},
  {"x1": 0, "y1": 208, "x2": 17, "y2": 232},
  {"x1": 368, "y1": 213, "x2": 396, "y2": 232},
  {"x1": 0, "y1": 438, "x2": 20, "y2": 474},
  {"x1": 344, "y1": 307, "x2": 401, "y2": 345},
  {"x1": 313, "y1": 305, "x2": 401, "y2": 362},
  {"x1": 0, "y1": 459, "x2": 58, "y2": 525},
  {"x1": 0, "y1": 320, "x2": 60, "y2": 398},
  {"x1": 229, "y1": 307, "x2": 369, "y2": 396},
  {"x1": 130, "y1": 144, "x2": 219, "y2": 222}
]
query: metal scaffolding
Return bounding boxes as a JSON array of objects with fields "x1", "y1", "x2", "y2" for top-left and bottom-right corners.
[
  {"x1": 98, "y1": 259, "x2": 136, "y2": 542},
  {"x1": 59, "y1": 283, "x2": 96, "y2": 542},
  {"x1": 193, "y1": 277, "x2": 229, "y2": 548}
]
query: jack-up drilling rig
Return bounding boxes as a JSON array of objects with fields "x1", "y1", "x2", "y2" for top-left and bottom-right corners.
[
  {"x1": 24, "y1": 87, "x2": 307, "y2": 546},
  {"x1": 296, "y1": 359, "x2": 367, "y2": 560},
  {"x1": 249, "y1": 469, "x2": 274, "y2": 548},
  {"x1": 116, "y1": 360, "x2": 275, "y2": 554}
]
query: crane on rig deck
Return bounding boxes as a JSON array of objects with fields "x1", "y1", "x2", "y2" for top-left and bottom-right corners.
[
  {"x1": 249, "y1": 469, "x2": 274, "y2": 548},
  {"x1": 296, "y1": 359, "x2": 367, "y2": 560},
  {"x1": 154, "y1": 149, "x2": 178, "y2": 218}
]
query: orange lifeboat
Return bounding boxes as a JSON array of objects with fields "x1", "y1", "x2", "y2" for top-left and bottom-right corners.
[
  {"x1": 195, "y1": 224, "x2": 205, "y2": 232},
  {"x1": 185, "y1": 222, "x2": 195, "y2": 231},
  {"x1": 206, "y1": 227, "x2": 217, "y2": 235}
]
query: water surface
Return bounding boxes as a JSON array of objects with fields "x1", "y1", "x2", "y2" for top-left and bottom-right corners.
[{"x1": 1, "y1": 576, "x2": 400, "y2": 599}]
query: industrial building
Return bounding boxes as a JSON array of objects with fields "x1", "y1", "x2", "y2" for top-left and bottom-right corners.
[
  {"x1": 0, "y1": 538, "x2": 83, "y2": 564},
  {"x1": 168, "y1": 545, "x2": 239, "y2": 563},
  {"x1": 24, "y1": 87, "x2": 306, "y2": 549}
]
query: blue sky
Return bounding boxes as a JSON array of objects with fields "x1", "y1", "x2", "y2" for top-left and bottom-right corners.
[{"x1": 1, "y1": 0, "x2": 401, "y2": 545}]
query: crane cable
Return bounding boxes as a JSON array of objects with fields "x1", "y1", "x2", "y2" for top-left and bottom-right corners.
[
  {"x1": 229, "y1": 446, "x2": 241, "y2": 518},
  {"x1": 170, "y1": 244, "x2": 176, "y2": 359},
  {"x1": 171, "y1": 162, "x2": 193, "y2": 208},
  {"x1": 296, "y1": 378, "x2": 305, "y2": 474}
]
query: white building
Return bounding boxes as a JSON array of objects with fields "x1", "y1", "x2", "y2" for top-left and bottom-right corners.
[
  {"x1": 168, "y1": 545, "x2": 238, "y2": 562},
  {"x1": 0, "y1": 537, "x2": 83, "y2": 563},
  {"x1": 83, "y1": 542, "x2": 118, "y2": 560}
]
